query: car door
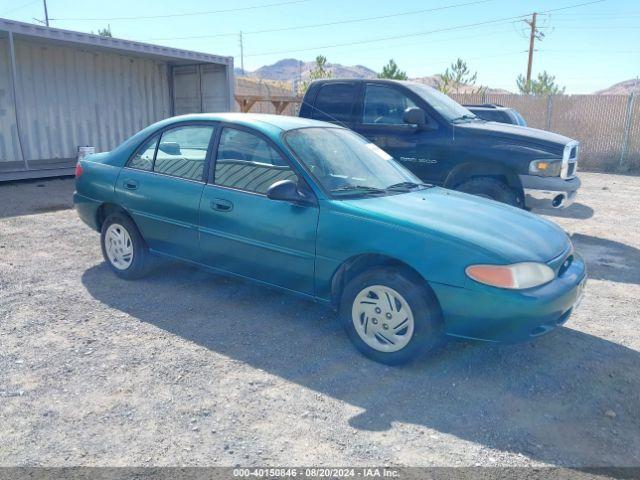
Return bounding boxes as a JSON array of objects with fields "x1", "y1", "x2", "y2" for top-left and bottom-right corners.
[
  {"x1": 353, "y1": 83, "x2": 448, "y2": 184},
  {"x1": 198, "y1": 126, "x2": 319, "y2": 295},
  {"x1": 115, "y1": 123, "x2": 215, "y2": 260}
]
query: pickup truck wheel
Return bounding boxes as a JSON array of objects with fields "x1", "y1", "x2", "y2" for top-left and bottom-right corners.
[
  {"x1": 339, "y1": 268, "x2": 442, "y2": 365},
  {"x1": 456, "y1": 177, "x2": 519, "y2": 207},
  {"x1": 100, "y1": 213, "x2": 150, "y2": 280}
]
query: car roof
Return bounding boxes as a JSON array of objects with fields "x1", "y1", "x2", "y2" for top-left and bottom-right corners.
[
  {"x1": 163, "y1": 112, "x2": 333, "y2": 132},
  {"x1": 310, "y1": 78, "x2": 430, "y2": 88}
]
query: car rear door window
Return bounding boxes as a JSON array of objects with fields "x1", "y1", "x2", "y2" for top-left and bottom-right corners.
[
  {"x1": 153, "y1": 125, "x2": 215, "y2": 181},
  {"x1": 214, "y1": 128, "x2": 296, "y2": 194},
  {"x1": 363, "y1": 85, "x2": 417, "y2": 125},
  {"x1": 312, "y1": 83, "x2": 357, "y2": 123},
  {"x1": 128, "y1": 135, "x2": 158, "y2": 171}
]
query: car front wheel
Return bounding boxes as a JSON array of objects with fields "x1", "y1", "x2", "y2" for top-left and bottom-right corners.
[
  {"x1": 340, "y1": 267, "x2": 442, "y2": 365},
  {"x1": 100, "y1": 212, "x2": 150, "y2": 279}
]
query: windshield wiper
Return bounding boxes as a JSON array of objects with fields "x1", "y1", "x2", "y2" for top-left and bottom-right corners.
[
  {"x1": 386, "y1": 181, "x2": 433, "y2": 191},
  {"x1": 451, "y1": 114, "x2": 478, "y2": 123},
  {"x1": 331, "y1": 185, "x2": 387, "y2": 196}
]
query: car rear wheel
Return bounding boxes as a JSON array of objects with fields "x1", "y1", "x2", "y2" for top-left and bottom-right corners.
[
  {"x1": 456, "y1": 177, "x2": 521, "y2": 207},
  {"x1": 339, "y1": 267, "x2": 442, "y2": 365},
  {"x1": 100, "y1": 212, "x2": 150, "y2": 279}
]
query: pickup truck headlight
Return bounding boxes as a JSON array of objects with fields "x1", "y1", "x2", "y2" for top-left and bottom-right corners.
[
  {"x1": 466, "y1": 262, "x2": 555, "y2": 289},
  {"x1": 529, "y1": 159, "x2": 562, "y2": 177}
]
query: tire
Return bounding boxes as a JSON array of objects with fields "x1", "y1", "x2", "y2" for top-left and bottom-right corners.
[
  {"x1": 100, "y1": 212, "x2": 151, "y2": 280},
  {"x1": 456, "y1": 177, "x2": 521, "y2": 207},
  {"x1": 339, "y1": 267, "x2": 442, "y2": 365}
]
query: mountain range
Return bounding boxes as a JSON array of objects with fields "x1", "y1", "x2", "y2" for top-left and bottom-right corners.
[{"x1": 237, "y1": 58, "x2": 637, "y2": 95}]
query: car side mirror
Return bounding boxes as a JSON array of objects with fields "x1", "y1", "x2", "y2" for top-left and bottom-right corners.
[
  {"x1": 403, "y1": 107, "x2": 426, "y2": 127},
  {"x1": 266, "y1": 180, "x2": 315, "y2": 206}
]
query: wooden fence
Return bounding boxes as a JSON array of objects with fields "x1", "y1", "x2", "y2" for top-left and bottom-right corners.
[{"x1": 234, "y1": 85, "x2": 639, "y2": 173}]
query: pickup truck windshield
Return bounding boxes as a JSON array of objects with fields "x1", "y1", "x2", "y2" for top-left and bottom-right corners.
[
  {"x1": 406, "y1": 83, "x2": 476, "y2": 122},
  {"x1": 285, "y1": 127, "x2": 424, "y2": 197}
]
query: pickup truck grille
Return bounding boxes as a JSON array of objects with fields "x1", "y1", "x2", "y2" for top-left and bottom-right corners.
[{"x1": 561, "y1": 141, "x2": 579, "y2": 179}]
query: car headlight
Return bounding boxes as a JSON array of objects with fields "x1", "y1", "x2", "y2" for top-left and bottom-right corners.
[
  {"x1": 466, "y1": 262, "x2": 555, "y2": 289},
  {"x1": 529, "y1": 159, "x2": 562, "y2": 177}
]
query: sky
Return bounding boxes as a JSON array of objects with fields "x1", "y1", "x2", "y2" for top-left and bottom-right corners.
[{"x1": 1, "y1": 0, "x2": 639, "y2": 93}]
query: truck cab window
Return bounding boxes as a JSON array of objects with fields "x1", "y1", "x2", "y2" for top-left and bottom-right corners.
[
  {"x1": 363, "y1": 85, "x2": 417, "y2": 125},
  {"x1": 312, "y1": 83, "x2": 356, "y2": 123}
]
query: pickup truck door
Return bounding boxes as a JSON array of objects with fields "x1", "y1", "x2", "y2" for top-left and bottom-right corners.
[
  {"x1": 198, "y1": 126, "x2": 319, "y2": 295},
  {"x1": 352, "y1": 84, "x2": 450, "y2": 185}
]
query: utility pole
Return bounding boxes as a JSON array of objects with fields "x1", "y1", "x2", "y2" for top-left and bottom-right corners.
[
  {"x1": 525, "y1": 12, "x2": 537, "y2": 85},
  {"x1": 238, "y1": 31, "x2": 245, "y2": 76},
  {"x1": 43, "y1": 0, "x2": 49, "y2": 26}
]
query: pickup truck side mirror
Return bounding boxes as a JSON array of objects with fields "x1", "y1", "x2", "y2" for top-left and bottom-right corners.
[
  {"x1": 267, "y1": 180, "x2": 315, "y2": 206},
  {"x1": 403, "y1": 107, "x2": 426, "y2": 127}
]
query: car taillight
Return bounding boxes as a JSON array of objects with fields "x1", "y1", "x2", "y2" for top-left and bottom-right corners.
[{"x1": 75, "y1": 162, "x2": 83, "y2": 177}]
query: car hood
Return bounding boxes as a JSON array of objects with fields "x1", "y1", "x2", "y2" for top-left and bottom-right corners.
[
  {"x1": 339, "y1": 187, "x2": 569, "y2": 264},
  {"x1": 456, "y1": 121, "x2": 573, "y2": 153}
]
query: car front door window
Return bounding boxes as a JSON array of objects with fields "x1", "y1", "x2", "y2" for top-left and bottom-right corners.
[
  {"x1": 363, "y1": 85, "x2": 417, "y2": 125},
  {"x1": 214, "y1": 128, "x2": 297, "y2": 194}
]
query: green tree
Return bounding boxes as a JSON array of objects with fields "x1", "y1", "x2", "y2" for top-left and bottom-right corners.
[
  {"x1": 378, "y1": 59, "x2": 408, "y2": 80},
  {"x1": 93, "y1": 25, "x2": 112, "y2": 37},
  {"x1": 517, "y1": 71, "x2": 565, "y2": 95},
  {"x1": 436, "y1": 58, "x2": 485, "y2": 95},
  {"x1": 300, "y1": 55, "x2": 332, "y2": 94}
]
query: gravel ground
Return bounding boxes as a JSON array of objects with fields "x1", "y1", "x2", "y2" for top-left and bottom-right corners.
[{"x1": 0, "y1": 173, "x2": 639, "y2": 468}]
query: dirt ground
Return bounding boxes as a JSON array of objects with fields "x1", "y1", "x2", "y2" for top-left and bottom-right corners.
[{"x1": 0, "y1": 172, "x2": 639, "y2": 467}]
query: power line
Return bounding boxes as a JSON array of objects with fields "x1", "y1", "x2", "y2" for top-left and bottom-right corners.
[
  {"x1": 315, "y1": 25, "x2": 520, "y2": 58},
  {"x1": 148, "y1": 0, "x2": 494, "y2": 41},
  {"x1": 244, "y1": 0, "x2": 606, "y2": 58},
  {"x1": 49, "y1": 0, "x2": 310, "y2": 22},
  {"x1": 0, "y1": 0, "x2": 38, "y2": 16}
]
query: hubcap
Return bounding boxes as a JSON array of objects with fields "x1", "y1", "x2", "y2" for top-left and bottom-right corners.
[
  {"x1": 351, "y1": 285, "x2": 415, "y2": 353},
  {"x1": 105, "y1": 223, "x2": 134, "y2": 270}
]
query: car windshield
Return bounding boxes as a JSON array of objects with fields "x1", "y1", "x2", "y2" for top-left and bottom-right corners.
[
  {"x1": 284, "y1": 127, "x2": 426, "y2": 197},
  {"x1": 405, "y1": 83, "x2": 477, "y2": 122}
]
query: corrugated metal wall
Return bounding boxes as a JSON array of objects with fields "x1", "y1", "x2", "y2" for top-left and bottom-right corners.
[
  {"x1": 0, "y1": 37, "x2": 22, "y2": 165},
  {"x1": 172, "y1": 64, "x2": 230, "y2": 115},
  {"x1": 0, "y1": 37, "x2": 172, "y2": 169}
]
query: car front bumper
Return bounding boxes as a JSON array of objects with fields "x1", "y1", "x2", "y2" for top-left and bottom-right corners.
[
  {"x1": 432, "y1": 253, "x2": 587, "y2": 344},
  {"x1": 519, "y1": 174, "x2": 581, "y2": 209}
]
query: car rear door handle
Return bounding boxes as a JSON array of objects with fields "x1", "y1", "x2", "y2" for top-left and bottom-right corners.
[
  {"x1": 210, "y1": 198, "x2": 233, "y2": 212},
  {"x1": 123, "y1": 179, "x2": 138, "y2": 190}
]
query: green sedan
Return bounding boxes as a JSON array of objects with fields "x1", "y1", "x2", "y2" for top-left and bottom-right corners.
[{"x1": 74, "y1": 113, "x2": 587, "y2": 364}]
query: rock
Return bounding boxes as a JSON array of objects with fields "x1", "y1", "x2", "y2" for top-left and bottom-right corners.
[{"x1": 604, "y1": 410, "x2": 617, "y2": 418}]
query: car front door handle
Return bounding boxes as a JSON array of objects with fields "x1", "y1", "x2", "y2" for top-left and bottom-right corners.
[
  {"x1": 123, "y1": 179, "x2": 138, "y2": 190},
  {"x1": 210, "y1": 198, "x2": 233, "y2": 212}
]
